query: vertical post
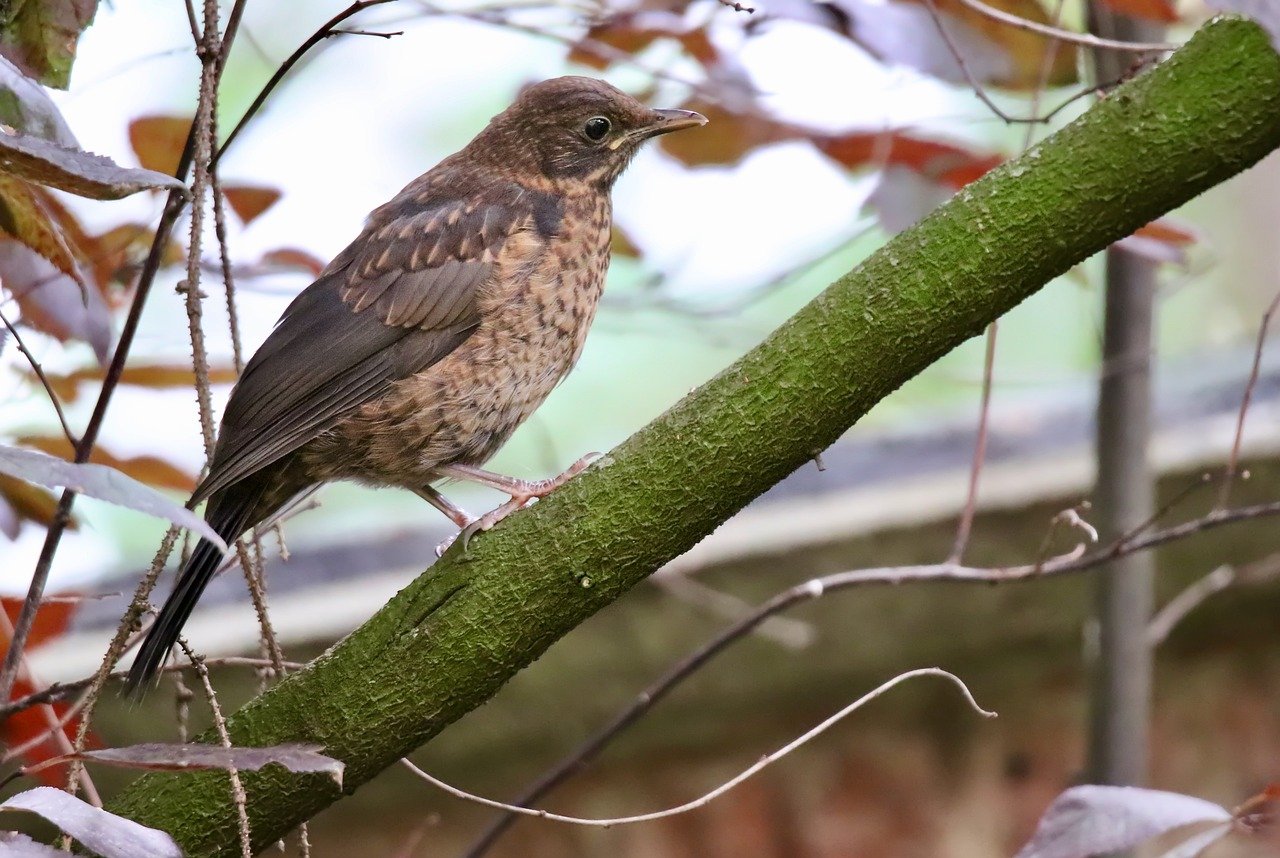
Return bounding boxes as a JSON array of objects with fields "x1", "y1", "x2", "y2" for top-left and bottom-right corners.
[{"x1": 1085, "y1": 6, "x2": 1165, "y2": 787}]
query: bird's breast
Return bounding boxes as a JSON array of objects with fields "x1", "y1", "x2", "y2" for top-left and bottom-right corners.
[{"x1": 320, "y1": 192, "x2": 612, "y2": 483}]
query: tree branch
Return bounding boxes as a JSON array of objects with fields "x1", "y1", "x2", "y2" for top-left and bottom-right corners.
[{"x1": 104, "y1": 19, "x2": 1280, "y2": 855}]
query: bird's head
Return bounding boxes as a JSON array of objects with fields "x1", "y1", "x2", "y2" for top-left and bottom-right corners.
[{"x1": 466, "y1": 76, "x2": 707, "y2": 189}]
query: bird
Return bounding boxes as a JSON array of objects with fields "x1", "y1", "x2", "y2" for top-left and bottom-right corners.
[{"x1": 125, "y1": 76, "x2": 706, "y2": 694}]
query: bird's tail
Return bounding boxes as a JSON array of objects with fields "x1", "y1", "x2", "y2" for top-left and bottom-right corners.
[{"x1": 124, "y1": 492, "x2": 258, "y2": 696}]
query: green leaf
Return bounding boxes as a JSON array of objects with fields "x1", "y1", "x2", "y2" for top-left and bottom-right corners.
[
  {"x1": 0, "y1": 443, "x2": 228, "y2": 551},
  {"x1": 0, "y1": 125, "x2": 187, "y2": 199},
  {"x1": 0, "y1": 0, "x2": 98, "y2": 90}
]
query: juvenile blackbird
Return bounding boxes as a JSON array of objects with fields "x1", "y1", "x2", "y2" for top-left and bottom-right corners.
[{"x1": 125, "y1": 76, "x2": 705, "y2": 693}]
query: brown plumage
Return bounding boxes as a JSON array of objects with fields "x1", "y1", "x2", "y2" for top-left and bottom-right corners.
[{"x1": 126, "y1": 77, "x2": 705, "y2": 693}]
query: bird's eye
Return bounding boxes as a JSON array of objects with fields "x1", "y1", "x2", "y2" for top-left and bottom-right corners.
[{"x1": 583, "y1": 116, "x2": 611, "y2": 142}]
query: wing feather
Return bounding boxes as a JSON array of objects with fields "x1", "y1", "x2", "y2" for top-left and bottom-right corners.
[{"x1": 191, "y1": 174, "x2": 558, "y2": 504}]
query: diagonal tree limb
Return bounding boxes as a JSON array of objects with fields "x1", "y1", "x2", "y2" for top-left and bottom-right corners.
[{"x1": 105, "y1": 17, "x2": 1280, "y2": 855}]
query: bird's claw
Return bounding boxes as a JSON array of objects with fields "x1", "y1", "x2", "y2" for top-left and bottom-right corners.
[{"x1": 436, "y1": 453, "x2": 603, "y2": 555}]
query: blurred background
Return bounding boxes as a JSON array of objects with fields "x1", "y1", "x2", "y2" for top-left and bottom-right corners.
[{"x1": 2, "y1": 0, "x2": 1279, "y2": 855}]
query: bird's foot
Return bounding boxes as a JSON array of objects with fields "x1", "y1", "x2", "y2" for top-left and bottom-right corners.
[{"x1": 438, "y1": 453, "x2": 601, "y2": 553}]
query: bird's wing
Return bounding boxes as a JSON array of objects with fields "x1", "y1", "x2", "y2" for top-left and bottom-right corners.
[{"x1": 192, "y1": 177, "x2": 559, "y2": 504}]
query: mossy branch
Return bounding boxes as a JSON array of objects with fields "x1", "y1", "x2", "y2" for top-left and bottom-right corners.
[{"x1": 107, "y1": 18, "x2": 1280, "y2": 855}]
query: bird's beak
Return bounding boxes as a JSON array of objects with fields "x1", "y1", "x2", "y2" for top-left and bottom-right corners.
[
  {"x1": 643, "y1": 108, "x2": 709, "y2": 138},
  {"x1": 610, "y1": 108, "x2": 708, "y2": 150}
]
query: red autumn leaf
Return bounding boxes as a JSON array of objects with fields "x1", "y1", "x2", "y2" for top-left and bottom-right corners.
[
  {"x1": 127, "y1": 116, "x2": 192, "y2": 177},
  {"x1": 0, "y1": 238, "x2": 112, "y2": 364},
  {"x1": 262, "y1": 247, "x2": 327, "y2": 276},
  {"x1": 1095, "y1": 0, "x2": 1179, "y2": 22},
  {"x1": 2, "y1": 595, "x2": 76, "y2": 649},
  {"x1": 222, "y1": 185, "x2": 282, "y2": 226},
  {"x1": 659, "y1": 101, "x2": 803, "y2": 166},
  {"x1": 1132, "y1": 218, "x2": 1197, "y2": 246},
  {"x1": 570, "y1": 12, "x2": 718, "y2": 70},
  {"x1": 1117, "y1": 218, "x2": 1200, "y2": 265},
  {"x1": 2, "y1": 596, "x2": 95, "y2": 786},
  {"x1": 818, "y1": 131, "x2": 1003, "y2": 188}
]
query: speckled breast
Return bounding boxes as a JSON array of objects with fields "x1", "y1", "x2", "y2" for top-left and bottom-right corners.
[{"x1": 308, "y1": 192, "x2": 612, "y2": 487}]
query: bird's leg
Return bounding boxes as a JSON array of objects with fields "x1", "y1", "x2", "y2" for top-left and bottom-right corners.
[
  {"x1": 414, "y1": 485, "x2": 477, "y2": 557},
  {"x1": 435, "y1": 453, "x2": 600, "y2": 549}
]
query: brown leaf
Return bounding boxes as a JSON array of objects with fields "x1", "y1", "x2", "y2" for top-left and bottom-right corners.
[
  {"x1": 832, "y1": 0, "x2": 1077, "y2": 89},
  {"x1": 33, "y1": 743, "x2": 344, "y2": 787},
  {"x1": 0, "y1": 0, "x2": 98, "y2": 89},
  {"x1": 570, "y1": 12, "x2": 718, "y2": 70},
  {"x1": 0, "y1": 127, "x2": 186, "y2": 200},
  {"x1": 0, "y1": 238, "x2": 111, "y2": 363},
  {"x1": 0, "y1": 473, "x2": 71, "y2": 530},
  {"x1": 1095, "y1": 0, "x2": 1179, "y2": 22},
  {"x1": 222, "y1": 185, "x2": 281, "y2": 226},
  {"x1": 81, "y1": 222, "x2": 155, "y2": 292},
  {"x1": 0, "y1": 174, "x2": 84, "y2": 285},
  {"x1": 32, "y1": 361, "x2": 241, "y2": 402},
  {"x1": 611, "y1": 225, "x2": 641, "y2": 258},
  {"x1": 924, "y1": 0, "x2": 1079, "y2": 88},
  {"x1": 126, "y1": 115, "x2": 192, "y2": 177},
  {"x1": 659, "y1": 101, "x2": 803, "y2": 166},
  {"x1": 261, "y1": 247, "x2": 326, "y2": 276},
  {"x1": 18, "y1": 435, "x2": 196, "y2": 492}
]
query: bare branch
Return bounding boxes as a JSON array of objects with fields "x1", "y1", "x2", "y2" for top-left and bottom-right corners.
[
  {"x1": 215, "y1": 0, "x2": 398, "y2": 165},
  {"x1": 177, "y1": 639, "x2": 251, "y2": 858},
  {"x1": 950, "y1": 321, "x2": 997, "y2": 563},
  {"x1": 0, "y1": 308, "x2": 78, "y2": 447},
  {"x1": 1147, "y1": 551, "x2": 1280, "y2": 645},
  {"x1": 0, "y1": 658, "x2": 306, "y2": 721},
  {"x1": 1219, "y1": 287, "x2": 1280, "y2": 508},
  {"x1": 955, "y1": 0, "x2": 1175, "y2": 51}
]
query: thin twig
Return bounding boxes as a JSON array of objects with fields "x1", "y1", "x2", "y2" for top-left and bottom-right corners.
[
  {"x1": 411, "y1": 669, "x2": 991, "y2": 828},
  {"x1": 1146, "y1": 565, "x2": 1234, "y2": 646},
  {"x1": 65, "y1": 528, "x2": 180, "y2": 796},
  {"x1": 1218, "y1": 287, "x2": 1280, "y2": 508},
  {"x1": 210, "y1": 171, "x2": 245, "y2": 374},
  {"x1": 328, "y1": 27, "x2": 403, "y2": 37},
  {"x1": 0, "y1": 657, "x2": 305, "y2": 721},
  {"x1": 462, "y1": 497, "x2": 1280, "y2": 855},
  {"x1": 653, "y1": 575, "x2": 813, "y2": 649},
  {"x1": 1147, "y1": 551, "x2": 1280, "y2": 645},
  {"x1": 215, "y1": 0, "x2": 398, "y2": 165},
  {"x1": 0, "y1": 308, "x2": 78, "y2": 447},
  {"x1": 177, "y1": 638, "x2": 252, "y2": 858},
  {"x1": 950, "y1": 321, "x2": 997, "y2": 563},
  {"x1": 954, "y1": 0, "x2": 1175, "y2": 51},
  {"x1": 919, "y1": 0, "x2": 1143, "y2": 126}
]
